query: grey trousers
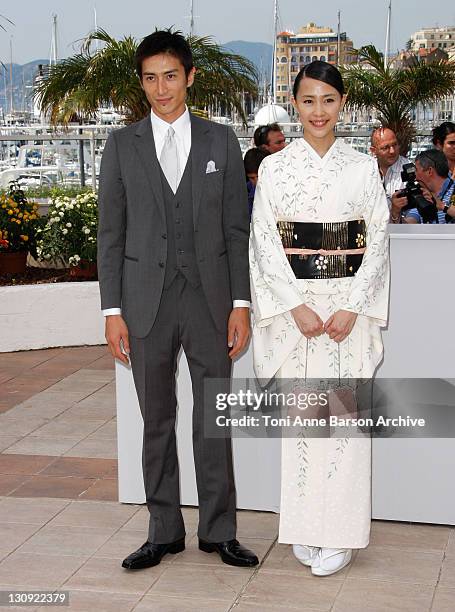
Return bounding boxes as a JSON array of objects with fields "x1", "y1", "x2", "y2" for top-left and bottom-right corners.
[{"x1": 129, "y1": 275, "x2": 236, "y2": 544}]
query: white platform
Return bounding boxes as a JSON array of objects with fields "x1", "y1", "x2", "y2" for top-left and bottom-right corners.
[
  {"x1": 116, "y1": 225, "x2": 455, "y2": 524},
  {"x1": 0, "y1": 281, "x2": 105, "y2": 352}
]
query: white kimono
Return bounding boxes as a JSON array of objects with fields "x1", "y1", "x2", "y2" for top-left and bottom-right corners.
[{"x1": 249, "y1": 138, "x2": 390, "y2": 549}]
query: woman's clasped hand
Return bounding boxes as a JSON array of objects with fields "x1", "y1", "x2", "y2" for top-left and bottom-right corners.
[{"x1": 291, "y1": 304, "x2": 357, "y2": 342}]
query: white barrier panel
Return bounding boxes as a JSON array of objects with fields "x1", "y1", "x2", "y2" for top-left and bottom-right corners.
[
  {"x1": 116, "y1": 225, "x2": 455, "y2": 523},
  {"x1": 0, "y1": 281, "x2": 105, "y2": 352}
]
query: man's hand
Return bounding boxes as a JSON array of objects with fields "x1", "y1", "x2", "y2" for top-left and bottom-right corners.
[
  {"x1": 420, "y1": 185, "x2": 438, "y2": 206},
  {"x1": 227, "y1": 307, "x2": 250, "y2": 359},
  {"x1": 390, "y1": 190, "x2": 408, "y2": 221},
  {"x1": 105, "y1": 315, "x2": 130, "y2": 364},
  {"x1": 324, "y1": 310, "x2": 358, "y2": 343},
  {"x1": 291, "y1": 304, "x2": 324, "y2": 338}
]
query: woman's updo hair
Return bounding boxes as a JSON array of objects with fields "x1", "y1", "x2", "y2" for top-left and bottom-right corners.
[
  {"x1": 292, "y1": 60, "x2": 345, "y2": 99},
  {"x1": 432, "y1": 122, "x2": 455, "y2": 147}
]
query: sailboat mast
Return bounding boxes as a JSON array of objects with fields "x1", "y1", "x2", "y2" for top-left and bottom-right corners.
[
  {"x1": 94, "y1": 7, "x2": 99, "y2": 51},
  {"x1": 50, "y1": 13, "x2": 58, "y2": 66},
  {"x1": 9, "y1": 36, "x2": 13, "y2": 115},
  {"x1": 384, "y1": 0, "x2": 391, "y2": 70},
  {"x1": 336, "y1": 10, "x2": 341, "y2": 65},
  {"x1": 271, "y1": 0, "x2": 278, "y2": 104},
  {"x1": 189, "y1": 0, "x2": 195, "y2": 37}
]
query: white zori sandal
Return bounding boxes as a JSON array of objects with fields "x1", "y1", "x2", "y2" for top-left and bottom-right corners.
[
  {"x1": 292, "y1": 544, "x2": 320, "y2": 567},
  {"x1": 311, "y1": 547, "x2": 353, "y2": 576}
]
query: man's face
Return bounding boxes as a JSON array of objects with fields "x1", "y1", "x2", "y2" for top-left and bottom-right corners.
[
  {"x1": 371, "y1": 129, "x2": 400, "y2": 169},
  {"x1": 415, "y1": 159, "x2": 428, "y2": 185},
  {"x1": 247, "y1": 172, "x2": 259, "y2": 186},
  {"x1": 265, "y1": 130, "x2": 286, "y2": 153},
  {"x1": 415, "y1": 159, "x2": 434, "y2": 191},
  {"x1": 141, "y1": 53, "x2": 195, "y2": 123}
]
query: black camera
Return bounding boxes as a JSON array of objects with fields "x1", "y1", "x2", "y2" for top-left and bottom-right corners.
[{"x1": 397, "y1": 163, "x2": 438, "y2": 223}]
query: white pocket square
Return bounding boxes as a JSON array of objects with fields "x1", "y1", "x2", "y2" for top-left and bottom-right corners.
[{"x1": 206, "y1": 160, "x2": 219, "y2": 174}]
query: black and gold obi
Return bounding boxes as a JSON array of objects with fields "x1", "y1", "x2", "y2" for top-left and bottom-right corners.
[{"x1": 277, "y1": 219, "x2": 366, "y2": 279}]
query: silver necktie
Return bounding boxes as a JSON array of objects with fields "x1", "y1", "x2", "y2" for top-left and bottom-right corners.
[{"x1": 159, "y1": 126, "x2": 181, "y2": 193}]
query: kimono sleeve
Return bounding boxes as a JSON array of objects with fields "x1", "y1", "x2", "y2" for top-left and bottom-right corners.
[
  {"x1": 249, "y1": 158, "x2": 306, "y2": 328},
  {"x1": 342, "y1": 159, "x2": 390, "y2": 327}
]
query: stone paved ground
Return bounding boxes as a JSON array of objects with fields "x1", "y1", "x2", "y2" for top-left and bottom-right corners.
[{"x1": 0, "y1": 347, "x2": 453, "y2": 611}]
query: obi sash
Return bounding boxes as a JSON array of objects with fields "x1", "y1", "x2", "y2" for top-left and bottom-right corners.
[{"x1": 277, "y1": 219, "x2": 366, "y2": 279}]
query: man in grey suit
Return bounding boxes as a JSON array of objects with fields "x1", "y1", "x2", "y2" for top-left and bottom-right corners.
[{"x1": 97, "y1": 30, "x2": 258, "y2": 569}]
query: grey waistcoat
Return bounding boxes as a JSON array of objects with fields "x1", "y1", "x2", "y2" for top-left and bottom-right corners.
[{"x1": 160, "y1": 154, "x2": 201, "y2": 289}]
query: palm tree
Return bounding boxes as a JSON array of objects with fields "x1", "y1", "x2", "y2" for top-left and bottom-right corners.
[
  {"x1": 35, "y1": 29, "x2": 258, "y2": 125},
  {"x1": 341, "y1": 45, "x2": 455, "y2": 154}
]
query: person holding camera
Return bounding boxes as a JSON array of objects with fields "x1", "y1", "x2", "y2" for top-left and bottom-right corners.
[
  {"x1": 370, "y1": 127, "x2": 411, "y2": 223},
  {"x1": 405, "y1": 149, "x2": 455, "y2": 224}
]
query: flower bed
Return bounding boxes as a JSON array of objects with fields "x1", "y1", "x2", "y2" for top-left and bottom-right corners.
[
  {"x1": 1, "y1": 187, "x2": 105, "y2": 351},
  {"x1": 0, "y1": 183, "x2": 40, "y2": 274},
  {"x1": 37, "y1": 191, "x2": 98, "y2": 273}
]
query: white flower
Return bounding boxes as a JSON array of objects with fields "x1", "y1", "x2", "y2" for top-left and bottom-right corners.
[
  {"x1": 84, "y1": 228, "x2": 90, "y2": 235},
  {"x1": 62, "y1": 228, "x2": 68, "y2": 235},
  {"x1": 59, "y1": 211, "x2": 64, "y2": 217},
  {"x1": 66, "y1": 223, "x2": 72, "y2": 228}
]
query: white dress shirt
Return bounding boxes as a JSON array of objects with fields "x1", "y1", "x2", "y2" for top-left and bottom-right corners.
[
  {"x1": 103, "y1": 107, "x2": 249, "y2": 316},
  {"x1": 382, "y1": 155, "x2": 409, "y2": 209}
]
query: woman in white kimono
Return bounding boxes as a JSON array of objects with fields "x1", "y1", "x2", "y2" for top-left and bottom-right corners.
[{"x1": 249, "y1": 61, "x2": 389, "y2": 576}]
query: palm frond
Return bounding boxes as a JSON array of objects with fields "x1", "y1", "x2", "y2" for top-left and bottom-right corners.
[
  {"x1": 341, "y1": 45, "x2": 455, "y2": 154},
  {"x1": 35, "y1": 29, "x2": 258, "y2": 126}
]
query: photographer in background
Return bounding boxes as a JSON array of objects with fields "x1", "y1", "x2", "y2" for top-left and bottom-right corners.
[
  {"x1": 370, "y1": 127, "x2": 411, "y2": 223},
  {"x1": 433, "y1": 122, "x2": 455, "y2": 176},
  {"x1": 253, "y1": 123, "x2": 287, "y2": 154},
  {"x1": 243, "y1": 147, "x2": 270, "y2": 219},
  {"x1": 405, "y1": 149, "x2": 455, "y2": 224}
]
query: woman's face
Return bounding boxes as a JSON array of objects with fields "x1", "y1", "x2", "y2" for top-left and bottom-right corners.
[
  {"x1": 442, "y1": 132, "x2": 455, "y2": 164},
  {"x1": 292, "y1": 77, "x2": 345, "y2": 144}
]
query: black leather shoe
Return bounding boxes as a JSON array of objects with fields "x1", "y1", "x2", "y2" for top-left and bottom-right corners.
[
  {"x1": 122, "y1": 538, "x2": 185, "y2": 569},
  {"x1": 199, "y1": 538, "x2": 259, "y2": 567}
]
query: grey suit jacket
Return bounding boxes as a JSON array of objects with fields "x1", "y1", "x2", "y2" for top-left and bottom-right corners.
[{"x1": 97, "y1": 113, "x2": 250, "y2": 338}]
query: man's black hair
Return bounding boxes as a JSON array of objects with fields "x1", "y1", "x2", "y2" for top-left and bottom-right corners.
[
  {"x1": 432, "y1": 122, "x2": 455, "y2": 147},
  {"x1": 244, "y1": 147, "x2": 270, "y2": 175},
  {"x1": 253, "y1": 123, "x2": 282, "y2": 148},
  {"x1": 416, "y1": 148, "x2": 449, "y2": 179},
  {"x1": 135, "y1": 29, "x2": 194, "y2": 79}
]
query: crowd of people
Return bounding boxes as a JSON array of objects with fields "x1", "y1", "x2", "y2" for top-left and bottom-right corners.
[{"x1": 246, "y1": 120, "x2": 455, "y2": 224}]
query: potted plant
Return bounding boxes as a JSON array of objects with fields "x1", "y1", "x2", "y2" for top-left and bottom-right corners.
[
  {"x1": 37, "y1": 191, "x2": 98, "y2": 279},
  {"x1": 0, "y1": 183, "x2": 40, "y2": 274}
]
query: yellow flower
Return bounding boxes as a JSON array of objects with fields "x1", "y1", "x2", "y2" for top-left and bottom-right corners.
[
  {"x1": 14, "y1": 208, "x2": 19, "y2": 214},
  {"x1": 7, "y1": 210, "x2": 13, "y2": 215},
  {"x1": 1, "y1": 204, "x2": 6, "y2": 209},
  {"x1": 20, "y1": 235, "x2": 29, "y2": 241},
  {"x1": 18, "y1": 213, "x2": 23, "y2": 218}
]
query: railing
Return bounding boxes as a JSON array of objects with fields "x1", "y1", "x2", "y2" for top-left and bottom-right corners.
[{"x1": 0, "y1": 123, "x2": 435, "y2": 192}]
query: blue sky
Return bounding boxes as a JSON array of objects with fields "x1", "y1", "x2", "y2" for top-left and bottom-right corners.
[{"x1": 1, "y1": 0, "x2": 454, "y2": 64}]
